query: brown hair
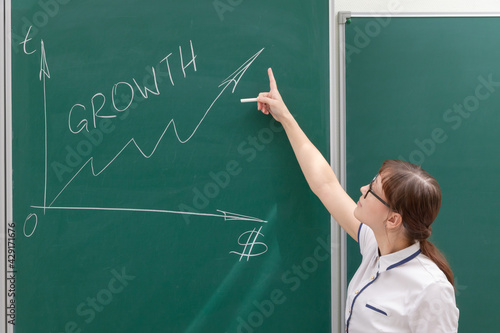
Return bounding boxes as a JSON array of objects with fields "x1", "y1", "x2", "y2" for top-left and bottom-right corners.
[{"x1": 379, "y1": 160, "x2": 454, "y2": 287}]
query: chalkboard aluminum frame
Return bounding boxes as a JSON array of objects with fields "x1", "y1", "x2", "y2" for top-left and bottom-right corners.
[
  {"x1": 328, "y1": 2, "x2": 344, "y2": 333},
  {"x1": 3, "y1": 1, "x2": 12, "y2": 332},
  {"x1": 337, "y1": 11, "x2": 500, "y2": 333},
  {"x1": 1, "y1": 0, "x2": 8, "y2": 332}
]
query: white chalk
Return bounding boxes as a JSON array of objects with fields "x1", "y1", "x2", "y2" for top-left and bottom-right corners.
[{"x1": 240, "y1": 98, "x2": 258, "y2": 103}]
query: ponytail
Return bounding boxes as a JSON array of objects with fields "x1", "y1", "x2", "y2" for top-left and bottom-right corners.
[{"x1": 420, "y1": 239, "x2": 454, "y2": 287}]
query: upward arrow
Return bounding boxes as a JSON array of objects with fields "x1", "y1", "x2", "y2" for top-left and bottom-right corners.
[
  {"x1": 219, "y1": 47, "x2": 264, "y2": 93},
  {"x1": 39, "y1": 40, "x2": 50, "y2": 80}
]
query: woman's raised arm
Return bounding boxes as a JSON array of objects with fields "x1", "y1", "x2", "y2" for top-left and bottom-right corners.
[{"x1": 257, "y1": 68, "x2": 361, "y2": 241}]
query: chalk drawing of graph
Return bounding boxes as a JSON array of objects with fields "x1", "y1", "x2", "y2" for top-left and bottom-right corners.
[{"x1": 25, "y1": 42, "x2": 268, "y2": 240}]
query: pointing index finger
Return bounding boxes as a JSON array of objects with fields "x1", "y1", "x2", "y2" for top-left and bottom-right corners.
[{"x1": 268, "y1": 68, "x2": 278, "y2": 90}]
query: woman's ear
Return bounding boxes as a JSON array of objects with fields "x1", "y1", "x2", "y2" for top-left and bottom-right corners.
[{"x1": 386, "y1": 212, "x2": 404, "y2": 231}]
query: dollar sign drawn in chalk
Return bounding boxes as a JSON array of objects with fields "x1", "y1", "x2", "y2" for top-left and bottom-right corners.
[{"x1": 230, "y1": 226, "x2": 268, "y2": 261}]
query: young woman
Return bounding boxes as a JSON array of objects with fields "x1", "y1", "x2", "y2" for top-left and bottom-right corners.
[{"x1": 256, "y1": 68, "x2": 459, "y2": 332}]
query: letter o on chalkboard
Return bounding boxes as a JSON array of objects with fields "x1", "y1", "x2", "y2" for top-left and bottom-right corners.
[{"x1": 23, "y1": 213, "x2": 38, "y2": 238}]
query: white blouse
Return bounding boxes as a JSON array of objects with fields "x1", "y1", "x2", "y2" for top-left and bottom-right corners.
[{"x1": 345, "y1": 223, "x2": 459, "y2": 332}]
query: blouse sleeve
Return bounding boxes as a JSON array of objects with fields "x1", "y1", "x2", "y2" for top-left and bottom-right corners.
[{"x1": 408, "y1": 281, "x2": 459, "y2": 332}]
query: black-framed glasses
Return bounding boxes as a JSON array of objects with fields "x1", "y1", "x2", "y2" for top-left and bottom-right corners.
[{"x1": 364, "y1": 175, "x2": 391, "y2": 208}]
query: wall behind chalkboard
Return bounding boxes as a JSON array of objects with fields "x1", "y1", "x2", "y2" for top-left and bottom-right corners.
[{"x1": 9, "y1": 1, "x2": 331, "y2": 332}]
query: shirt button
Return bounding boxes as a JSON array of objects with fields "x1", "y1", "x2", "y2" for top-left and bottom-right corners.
[
  {"x1": 355, "y1": 290, "x2": 359, "y2": 294},
  {"x1": 370, "y1": 276, "x2": 375, "y2": 280}
]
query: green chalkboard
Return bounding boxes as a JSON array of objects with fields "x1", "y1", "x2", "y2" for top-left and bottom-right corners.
[
  {"x1": 344, "y1": 16, "x2": 500, "y2": 332},
  {"x1": 9, "y1": 1, "x2": 331, "y2": 332}
]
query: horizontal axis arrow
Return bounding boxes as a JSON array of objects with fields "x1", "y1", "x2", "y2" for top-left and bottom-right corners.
[{"x1": 30, "y1": 205, "x2": 267, "y2": 223}]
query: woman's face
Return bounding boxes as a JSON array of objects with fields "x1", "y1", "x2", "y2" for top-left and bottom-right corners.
[{"x1": 354, "y1": 174, "x2": 392, "y2": 232}]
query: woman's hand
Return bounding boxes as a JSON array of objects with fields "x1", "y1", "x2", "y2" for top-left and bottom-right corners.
[{"x1": 257, "y1": 68, "x2": 292, "y2": 123}]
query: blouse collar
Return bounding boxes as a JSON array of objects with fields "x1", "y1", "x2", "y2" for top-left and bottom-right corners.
[{"x1": 378, "y1": 241, "x2": 421, "y2": 272}]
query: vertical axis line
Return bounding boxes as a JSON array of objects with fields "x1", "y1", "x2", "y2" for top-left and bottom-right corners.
[{"x1": 40, "y1": 41, "x2": 47, "y2": 214}]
